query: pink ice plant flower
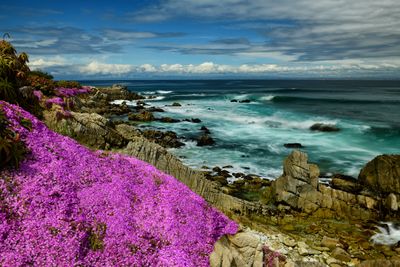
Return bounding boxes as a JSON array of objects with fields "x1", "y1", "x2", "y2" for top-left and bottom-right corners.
[
  {"x1": 45, "y1": 96, "x2": 65, "y2": 108},
  {"x1": 0, "y1": 101, "x2": 237, "y2": 266}
]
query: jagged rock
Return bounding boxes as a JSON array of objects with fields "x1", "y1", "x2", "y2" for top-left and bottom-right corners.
[
  {"x1": 171, "y1": 102, "x2": 182, "y2": 107},
  {"x1": 142, "y1": 130, "x2": 184, "y2": 148},
  {"x1": 284, "y1": 143, "x2": 303, "y2": 148},
  {"x1": 128, "y1": 111, "x2": 154, "y2": 122},
  {"x1": 93, "y1": 84, "x2": 143, "y2": 101},
  {"x1": 115, "y1": 124, "x2": 142, "y2": 140},
  {"x1": 283, "y1": 150, "x2": 311, "y2": 182},
  {"x1": 331, "y1": 174, "x2": 361, "y2": 193},
  {"x1": 358, "y1": 154, "x2": 400, "y2": 195},
  {"x1": 197, "y1": 134, "x2": 215, "y2": 146},
  {"x1": 44, "y1": 110, "x2": 127, "y2": 150},
  {"x1": 310, "y1": 123, "x2": 340, "y2": 132}
]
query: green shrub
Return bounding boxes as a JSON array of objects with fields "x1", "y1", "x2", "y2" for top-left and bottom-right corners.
[{"x1": 0, "y1": 107, "x2": 29, "y2": 169}]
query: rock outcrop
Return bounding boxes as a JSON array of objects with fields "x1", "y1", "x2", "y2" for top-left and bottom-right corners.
[
  {"x1": 44, "y1": 109, "x2": 127, "y2": 150},
  {"x1": 266, "y1": 150, "x2": 385, "y2": 220},
  {"x1": 358, "y1": 154, "x2": 400, "y2": 195}
]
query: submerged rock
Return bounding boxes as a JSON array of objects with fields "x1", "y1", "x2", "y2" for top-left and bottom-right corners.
[
  {"x1": 158, "y1": 117, "x2": 180, "y2": 123},
  {"x1": 284, "y1": 143, "x2": 303, "y2": 148},
  {"x1": 197, "y1": 134, "x2": 215, "y2": 146},
  {"x1": 310, "y1": 123, "x2": 340, "y2": 132}
]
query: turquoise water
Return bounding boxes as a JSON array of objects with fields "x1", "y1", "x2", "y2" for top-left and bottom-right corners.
[{"x1": 85, "y1": 80, "x2": 400, "y2": 179}]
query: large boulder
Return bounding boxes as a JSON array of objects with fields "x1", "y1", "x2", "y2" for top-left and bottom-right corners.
[{"x1": 358, "y1": 155, "x2": 400, "y2": 195}]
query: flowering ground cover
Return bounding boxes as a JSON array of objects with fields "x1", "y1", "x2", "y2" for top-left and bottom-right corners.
[{"x1": 0, "y1": 101, "x2": 237, "y2": 266}]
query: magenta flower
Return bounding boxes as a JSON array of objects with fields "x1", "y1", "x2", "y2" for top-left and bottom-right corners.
[{"x1": 0, "y1": 101, "x2": 237, "y2": 266}]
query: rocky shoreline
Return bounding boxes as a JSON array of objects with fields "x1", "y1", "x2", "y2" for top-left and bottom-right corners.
[{"x1": 43, "y1": 84, "x2": 400, "y2": 266}]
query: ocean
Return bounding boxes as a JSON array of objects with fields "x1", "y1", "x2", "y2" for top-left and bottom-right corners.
[{"x1": 83, "y1": 80, "x2": 400, "y2": 180}]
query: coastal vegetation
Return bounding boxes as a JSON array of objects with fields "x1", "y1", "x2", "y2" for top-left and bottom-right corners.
[
  {"x1": 0, "y1": 41, "x2": 237, "y2": 266},
  {"x1": 1, "y1": 40, "x2": 400, "y2": 266}
]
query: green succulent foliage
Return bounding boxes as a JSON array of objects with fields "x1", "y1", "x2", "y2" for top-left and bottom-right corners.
[
  {"x1": 0, "y1": 107, "x2": 29, "y2": 169},
  {"x1": 0, "y1": 39, "x2": 30, "y2": 103}
]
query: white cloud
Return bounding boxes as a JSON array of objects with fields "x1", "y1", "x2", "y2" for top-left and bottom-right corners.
[
  {"x1": 29, "y1": 56, "x2": 68, "y2": 69},
  {"x1": 31, "y1": 60, "x2": 400, "y2": 78},
  {"x1": 79, "y1": 61, "x2": 133, "y2": 75}
]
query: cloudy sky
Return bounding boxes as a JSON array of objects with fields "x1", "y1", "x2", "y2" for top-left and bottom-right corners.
[{"x1": 2, "y1": 0, "x2": 400, "y2": 79}]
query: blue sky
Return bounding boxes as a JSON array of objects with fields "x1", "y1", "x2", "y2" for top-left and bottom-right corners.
[{"x1": 1, "y1": 0, "x2": 400, "y2": 79}]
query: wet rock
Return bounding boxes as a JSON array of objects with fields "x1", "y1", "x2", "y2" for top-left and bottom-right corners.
[
  {"x1": 310, "y1": 123, "x2": 340, "y2": 132},
  {"x1": 223, "y1": 165, "x2": 233, "y2": 169},
  {"x1": 331, "y1": 174, "x2": 361, "y2": 193},
  {"x1": 158, "y1": 117, "x2": 180, "y2": 123},
  {"x1": 147, "y1": 107, "x2": 165, "y2": 112},
  {"x1": 220, "y1": 170, "x2": 232, "y2": 178},
  {"x1": 128, "y1": 111, "x2": 154, "y2": 122},
  {"x1": 171, "y1": 102, "x2": 182, "y2": 107},
  {"x1": 358, "y1": 154, "x2": 400, "y2": 195},
  {"x1": 212, "y1": 166, "x2": 222, "y2": 173},
  {"x1": 200, "y1": 126, "x2": 211, "y2": 134},
  {"x1": 230, "y1": 99, "x2": 238, "y2": 102},
  {"x1": 142, "y1": 130, "x2": 184, "y2": 148},
  {"x1": 183, "y1": 118, "x2": 202, "y2": 123},
  {"x1": 284, "y1": 143, "x2": 304, "y2": 148},
  {"x1": 136, "y1": 100, "x2": 147, "y2": 106},
  {"x1": 197, "y1": 134, "x2": 215, "y2": 146},
  {"x1": 239, "y1": 99, "x2": 251, "y2": 103}
]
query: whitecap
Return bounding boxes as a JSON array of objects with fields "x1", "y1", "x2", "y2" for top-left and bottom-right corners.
[
  {"x1": 371, "y1": 222, "x2": 400, "y2": 246},
  {"x1": 141, "y1": 91, "x2": 156, "y2": 95},
  {"x1": 157, "y1": 90, "x2": 173, "y2": 94},
  {"x1": 146, "y1": 96, "x2": 166, "y2": 101},
  {"x1": 259, "y1": 95, "x2": 275, "y2": 101}
]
